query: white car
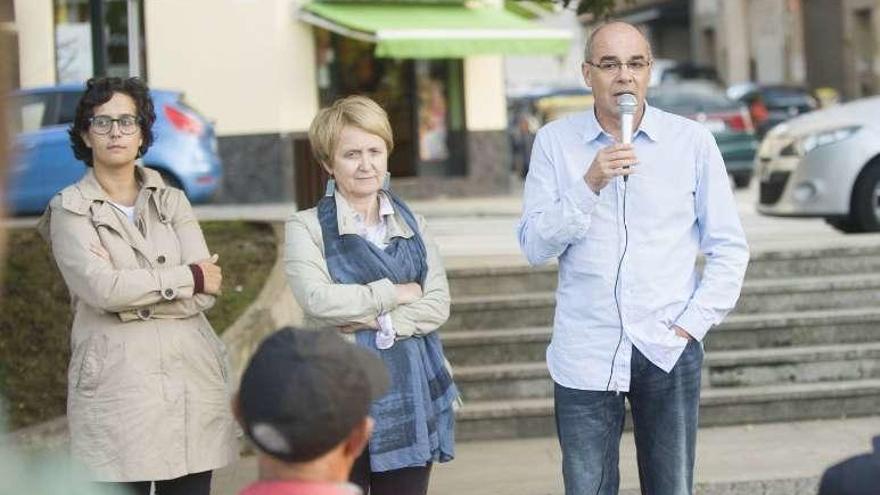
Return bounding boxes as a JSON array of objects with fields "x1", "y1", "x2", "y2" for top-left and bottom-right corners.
[{"x1": 756, "y1": 96, "x2": 880, "y2": 232}]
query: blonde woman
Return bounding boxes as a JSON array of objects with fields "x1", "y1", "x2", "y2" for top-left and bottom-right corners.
[{"x1": 284, "y1": 96, "x2": 458, "y2": 495}]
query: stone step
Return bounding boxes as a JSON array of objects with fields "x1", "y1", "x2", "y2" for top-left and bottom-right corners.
[
  {"x1": 707, "y1": 342, "x2": 880, "y2": 388},
  {"x1": 442, "y1": 308, "x2": 880, "y2": 366},
  {"x1": 445, "y1": 274, "x2": 880, "y2": 331},
  {"x1": 455, "y1": 379, "x2": 880, "y2": 441},
  {"x1": 450, "y1": 247, "x2": 880, "y2": 295},
  {"x1": 447, "y1": 245, "x2": 880, "y2": 297},
  {"x1": 452, "y1": 343, "x2": 880, "y2": 401},
  {"x1": 447, "y1": 264, "x2": 557, "y2": 298}
]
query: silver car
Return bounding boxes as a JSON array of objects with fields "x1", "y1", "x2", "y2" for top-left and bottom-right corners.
[{"x1": 756, "y1": 96, "x2": 880, "y2": 232}]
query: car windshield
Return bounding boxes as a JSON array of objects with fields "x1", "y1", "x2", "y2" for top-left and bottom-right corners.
[
  {"x1": 761, "y1": 87, "x2": 814, "y2": 107},
  {"x1": 648, "y1": 85, "x2": 737, "y2": 114}
]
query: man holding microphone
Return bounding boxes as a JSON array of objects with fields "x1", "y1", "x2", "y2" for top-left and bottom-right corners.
[{"x1": 518, "y1": 21, "x2": 749, "y2": 495}]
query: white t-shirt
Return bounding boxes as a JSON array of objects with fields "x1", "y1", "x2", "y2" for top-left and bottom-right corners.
[{"x1": 108, "y1": 201, "x2": 136, "y2": 223}]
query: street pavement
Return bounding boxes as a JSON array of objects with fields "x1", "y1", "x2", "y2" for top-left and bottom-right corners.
[
  {"x1": 213, "y1": 416, "x2": 880, "y2": 495},
  {"x1": 182, "y1": 181, "x2": 880, "y2": 268},
  {"x1": 9, "y1": 182, "x2": 877, "y2": 262}
]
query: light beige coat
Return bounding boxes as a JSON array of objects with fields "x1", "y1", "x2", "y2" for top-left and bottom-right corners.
[
  {"x1": 284, "y1": 192, "x2": 450, "y2": 337},
  {"x1": 38, "y1": 167, "x2": 238, "y2": 482}
]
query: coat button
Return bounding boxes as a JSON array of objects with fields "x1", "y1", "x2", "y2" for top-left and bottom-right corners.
[
  {"x1": 157, "y1": 255, "x2": 166, "y2": 264},
  {"x1": 164, "y1": 288, "x2": 175, "y2": 298},
  {"x1": 139, "y1": 308, "x2": 151, "y2": 319}
]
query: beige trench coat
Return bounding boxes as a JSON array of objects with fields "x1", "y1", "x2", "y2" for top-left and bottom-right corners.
[
  {"x1": 284, "y1": 192, "x2": 450, "y2": 337},
  {"x1": 37, "y1": 167, "x2": 238, "y2": 482}
]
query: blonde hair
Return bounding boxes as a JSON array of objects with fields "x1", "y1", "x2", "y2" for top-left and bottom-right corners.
[{"x1": 308, "y1": 95, "x2": 394, "y2": 167}]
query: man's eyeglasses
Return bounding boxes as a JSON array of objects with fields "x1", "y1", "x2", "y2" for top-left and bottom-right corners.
[
  {"x1": 89, "y1": 115, "x2": 140, "y2": 135},
  {"x1": 586, "y1": 60, "x2": 652, "y2": 73}
]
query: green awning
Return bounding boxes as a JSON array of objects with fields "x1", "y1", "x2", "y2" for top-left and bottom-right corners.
[{"x1": 299, "y1": 2, "x2": 572, "y2": 58}]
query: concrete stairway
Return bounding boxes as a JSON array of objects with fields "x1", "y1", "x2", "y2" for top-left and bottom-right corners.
[{"x1": 444, "y1": 245, "x2": 880, "y2": 441}]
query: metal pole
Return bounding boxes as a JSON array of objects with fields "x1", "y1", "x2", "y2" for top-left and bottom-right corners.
[
  {"x1": 127, "y1": 0, "x2": 141, "y2": 77},
  {"x1": 90, "y1": 0, "x2": 106, "y2": 77}
]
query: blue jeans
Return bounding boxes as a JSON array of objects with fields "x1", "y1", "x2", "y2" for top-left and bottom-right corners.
[{"x1": 554, "y1": 339, "x2": 703, "y2": 495}]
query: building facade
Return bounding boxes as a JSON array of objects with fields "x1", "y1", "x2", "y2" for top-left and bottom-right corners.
[
  {"x1": 600, "y1": 0, "x2": 878, "y2": 100},
  {"x1": 7, "y1": 0, "x2": 571, "y2": 206}
]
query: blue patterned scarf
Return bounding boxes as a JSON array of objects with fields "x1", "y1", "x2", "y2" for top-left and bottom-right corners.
[{"x1": 317, "y1": 192, "x2": 457, "y2": 472}]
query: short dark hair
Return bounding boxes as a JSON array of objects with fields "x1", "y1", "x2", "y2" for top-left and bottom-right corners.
[{"x1": 68, "y1": 77, "x2": 156, "y2": 167}]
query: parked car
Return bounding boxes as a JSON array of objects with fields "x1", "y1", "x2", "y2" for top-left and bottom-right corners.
[
  {"x1": 651, "y1": 59, "x2": 721, "y2": 87},
  {"x1": 727, "y1": 83, "x2": 818, "y2": 138},
  {"x1": 508, "y1": 86, "x2": 594, "y2": 176},
  {"x1": 756, "y1": 96, "x2": 880, "y2": 233},
  {"x1": 6, "y1": 84, "x2": 222, "y2": 215},
  {"x1": 648, "y1": 81, "x2": 759, "y2": 188}
]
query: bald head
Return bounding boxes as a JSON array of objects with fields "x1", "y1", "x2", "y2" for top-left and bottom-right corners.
[{"x1": 584, "y1": 21, "x2": 652, "y2": 63}]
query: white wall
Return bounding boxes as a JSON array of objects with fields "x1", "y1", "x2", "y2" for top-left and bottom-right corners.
[
  {"x1": 145, "y1": 0, "x2": 318, "y2": 136},
  {"x1": 464, "y1": 55, "x2": 507, "y2": 131},
  {"x1": 749, "y1": 0, "x2": 786, "y2": 84},
  {"x1": 14, "y1": 0, "x2": 55, "y2": 87},
  {"x1": 719, "y1": 0, "x2": 750, "y2": 84}
]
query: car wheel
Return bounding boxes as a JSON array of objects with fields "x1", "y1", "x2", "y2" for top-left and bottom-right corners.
[
  {"x1": 733, "y1": 173, "x2": 751, "y2": 189},
  {"x1": 825, "y1": 216, "x2": 861, "y2": 233},
  {"x1": 850, "y1": 161, "x2": 880, "y2": 233}
]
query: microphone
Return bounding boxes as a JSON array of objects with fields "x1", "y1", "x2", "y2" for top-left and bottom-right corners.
[{"x1": 617, "y1": 93, "x2": 638, "y2": 181}]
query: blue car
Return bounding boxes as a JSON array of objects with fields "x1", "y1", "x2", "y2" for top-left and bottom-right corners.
[{"x1": 7, "y1": 84, "x2": 222, "y2": 215}]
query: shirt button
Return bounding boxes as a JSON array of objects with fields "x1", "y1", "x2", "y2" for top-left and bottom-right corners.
[
  {"x1": 139, "y1": 308, "x2": 151, "y2": 319},
  {"x1": 157, "y1": 255, "x2": 166, "y2": 264}
]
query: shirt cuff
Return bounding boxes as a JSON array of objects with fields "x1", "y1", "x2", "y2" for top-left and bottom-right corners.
[
  {"x1": 674, "y1": 306, "x2": 713, "y2": 342},
  {"x1": 375, "y1": 313, "x2": 396, "y2": 349},
  {"x1": 367, "y1": 278, "x2": 397, "y2": 313},
  {"x1": 189, "y1": 264, "x2": 205, "y2": 294}
]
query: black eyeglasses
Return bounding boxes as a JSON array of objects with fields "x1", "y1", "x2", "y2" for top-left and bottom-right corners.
[
  {"x1": 586, "y1": 60, "x2": 653, "y2": 73},
  {"x1": 89, "y1": 115, "x2": 140, "y2": 135}
]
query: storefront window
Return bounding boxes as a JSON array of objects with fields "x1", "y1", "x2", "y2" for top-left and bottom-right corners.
[
  {"x1": 315, "y1": 29, "x2": 466, "y2": 178},
  {"x1": 54, "y1": 0, "x2": 145, "y2": 82}
]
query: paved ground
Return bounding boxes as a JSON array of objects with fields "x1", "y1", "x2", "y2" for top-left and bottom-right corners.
[
  {"x1": 9, "y1": 182, "x2": 875, "y2": 262},
  {"x1": 178, "y1": 182, "x2": 879, "y2": 268},
  {"x1": 213, "y1": 416, "x2": 879, "y2": 495}
]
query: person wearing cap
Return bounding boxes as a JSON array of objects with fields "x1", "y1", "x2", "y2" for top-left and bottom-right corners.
[
  {"x1": 234, "y1": 327, "x2": 390, "y2": 495},
  {"x1": 37, "y1": 77, "x2": 238, "y2": 494},
  {"x1": 284, "y1": 95, "x2": 458, "y2": 495},
  {"x1": 818, "y1": 435, "x2": 880, "y2": 495}
]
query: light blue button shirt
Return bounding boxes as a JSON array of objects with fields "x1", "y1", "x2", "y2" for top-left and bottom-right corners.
[{"x1": 518, "y1": 104, "x2": 749, "y2": 392}]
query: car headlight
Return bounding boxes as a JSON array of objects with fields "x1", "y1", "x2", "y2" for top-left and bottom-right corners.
[{"x1": 798, "y1": 126, "x2": 861, "y2": 154}]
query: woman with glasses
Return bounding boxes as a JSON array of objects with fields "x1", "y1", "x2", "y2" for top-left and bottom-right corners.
[{"x1": 37, "y1": 77, "x2": 238, "y2": 495}]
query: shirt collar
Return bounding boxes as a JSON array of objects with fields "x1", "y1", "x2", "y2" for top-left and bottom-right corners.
[
  {"x1": 582, "y1": 102, "x2": 661, "y2": 144},
  {"x1": 334, "y1": 191, "x2": 412, "y2": 239},
  {"x1": 76, "y1": 165, "x2": 165, "y2": 201}
]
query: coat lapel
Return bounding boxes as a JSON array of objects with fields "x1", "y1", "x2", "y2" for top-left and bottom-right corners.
[{"x1": 79, "y1": 167, "x2": 163, "y2": 267}]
